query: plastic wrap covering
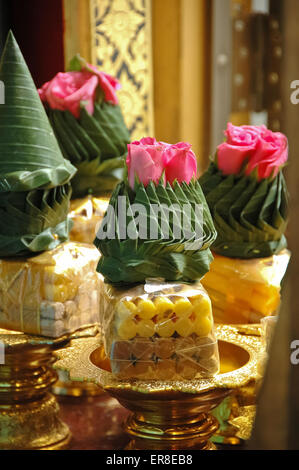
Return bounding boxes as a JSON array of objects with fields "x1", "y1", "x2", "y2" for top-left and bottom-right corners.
[
  {"x1": 101, "y1": 279, "x2": 220, "y2": 380},
  {"x1": 261, "y1": 316, "x2": 277, "y2": 353},
  {"x1": 201, "y1": 250, "x2": 290, "y2": 324},
  {"x1": 69, "y1": 196, "x2": 109, "y2": 244},
  {"x1": 0, "y1": 242, "x2": 102, "y2": 337}
]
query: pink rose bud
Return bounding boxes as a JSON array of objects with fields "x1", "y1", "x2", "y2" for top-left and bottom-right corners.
[
  {"x1": 126, "y1": 137, "x2": 166, "y2": 189},
  {"x1": 217, "y1": 123, "x2": 263, "y2": 175},
  {"x1": 86, "y1": 65, "x2": 121, "y2": 105},
  {"x1": 38, "y1": 71, "x2": 99, "y2": 118},
  {"x1": 162, "y1": 142, "x2": 197, "y2": 185},
  {"x1": 216, "y1": 123, "x2": 288, "y2": 179},
  {"x1": 126, "y1": 138, "x2": 197, "y2": 189},
  {"x1": 38, "y1": 66, "x2": 120, "y2": 118},
  {"x1": 245, "y1": 128, "x2": 288, "y2": 179}
]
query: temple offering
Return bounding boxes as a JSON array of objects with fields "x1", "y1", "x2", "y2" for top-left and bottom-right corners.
[
  {"x1": 95, "y1": 137, "x2": 219, "y2": 380},
  {"x1": 199, "y1": 123, "x2": 290, "y2": 324},
  {"x1": 0, "y1": 32, "x2": 101, "y2": 337},
  {"x1": 38, "y1": 55, "x2": 130, "y2": 244}
]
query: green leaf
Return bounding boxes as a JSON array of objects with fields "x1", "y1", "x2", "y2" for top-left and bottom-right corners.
[
  {"x1": 198, "y1": 164, "x2": 289, "y2": 258},
  {"x1": 46, "y1": 104, "x2": 130, "y2": 197},
  {"x1": 0, "y1": 31, "x2": 76, "y2": 192},
  {"x1": 93, "y1": 103, "x2": 130, "y2": 156},
  {"x1": 95, "y1": 180, "x2": 217, "y2": 286},
  {"x1": 0, "y1": 183, "x2": 72, "y2": 257},
  {"x1": 67, "y1": 54, "x2": 83, "y2": 72},
  {"x1": 79, "y1": 107, "x2": 120, "y2": 159}
]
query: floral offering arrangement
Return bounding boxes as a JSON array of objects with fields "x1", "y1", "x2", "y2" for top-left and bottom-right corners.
[
  {"x1": 0, "y1": 31, "x2": 101, "y2": 337},
  {"x1": 38, "y1": 54, "x2": 131, "y2": 199},
  {"x1": 199, "y1": 123, "x2": 290, "y2": 324},
  {"x1": 96, "y1": 137, "x2": 216, "y2": 285},
  {"x1": 95, "y1": 137, "x2": 220, "y2": 380}
]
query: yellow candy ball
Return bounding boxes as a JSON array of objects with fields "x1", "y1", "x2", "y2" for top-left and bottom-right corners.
[
  {"x1": 194, "y1": 316, "x2": 212, "y2": 337},
  {"x1": 192, "y1": 296, "x2": 212, "y2": 318},
  {"x1": 123, "y1": 300, "x2": 138, "y2": 314},
  {"x1": 154, "y1": 296, "x2": 173, "y2": 318},
  {"x1": 136, "y1": 298, "x2": 157, "y2": 319},
  {"x1": 136, "y1": 319, "x2": 156, "y2": 338},
  {"x1": 156, "y1": 318, "x2": 176, "y2": 337},
  {"x1": 116, "y1": 301, "x2": 137, "y2": 320},
  {"x1": 175, "y1": 317, "x2": 194, "y2": 337},
  {"x1": 173, "y1": 297, "x2": 193, "y2": 318},
  {"x1": 117, "y1": 318, "x2": 138, "y2": 340}
]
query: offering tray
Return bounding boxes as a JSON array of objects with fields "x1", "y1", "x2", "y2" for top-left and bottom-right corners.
[{"x1": 55, "y1": 325, "x2": 262, "y2": 450}]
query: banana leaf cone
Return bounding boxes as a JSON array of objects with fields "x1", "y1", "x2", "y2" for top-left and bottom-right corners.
[
  {"x1": 0, "y1": 31, "x2": 77, "y2": 257},
  {"x1": 198, "y1": 162, "x2": 288, "y2": 259},
  {"x1": 94, "y1": 178, "x2": 217, "y2": 286},
  {"x1": 0, "y1": 31, "x2": 76, "y2": 192},
  {"x1": 45, "y1": 55, "x2": 131, "y2": 199}
]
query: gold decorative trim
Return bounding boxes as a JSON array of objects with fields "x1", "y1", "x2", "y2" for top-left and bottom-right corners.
[{"x1": 90, "y1": 0, "x2": 154, "y2": 139}]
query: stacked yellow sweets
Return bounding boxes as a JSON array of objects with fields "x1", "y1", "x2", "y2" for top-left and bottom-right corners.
[
  {"x1": 95, "y1": 138, "x2": 219, "y2": 380},
  {"x1": 201, "y1": 252, "x2": 290, "y2": 324},
  {"x1": 103, "y1": 283, "x2": 217, "y2": 380},
  {"x1": 199, "y1": 123, "x2": 290, "y2": 324},
  {"x1": 0, "y1": 32, "x2": 101, "y2": 338}
]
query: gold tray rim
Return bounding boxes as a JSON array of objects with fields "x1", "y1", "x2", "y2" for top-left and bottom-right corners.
[{"x1": 54, "y1": 324, "x2": 263, "y2": 395}]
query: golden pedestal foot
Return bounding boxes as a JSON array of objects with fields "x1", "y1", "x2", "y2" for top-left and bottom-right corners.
[
  {"x1": 55, "y1": 325, "x2": 263, "y2": 451},
  {"x1": 0, "y1": 393, "x2": 71, "y2": 450},
  {"x1": 123, "y1": 404, "x2": 222, "y2": 450},
  {"x1": 0, "y1": 328, "x2": 97, "y2": 449}
]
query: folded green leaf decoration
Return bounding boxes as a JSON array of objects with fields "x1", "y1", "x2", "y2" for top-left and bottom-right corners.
[
  {"x1": 95, "y1": 179, "x2": 217, "y2": 286},
  {"x1": 0, "y1": 31, "x2": 76, "y2": 257},
  {"x1": 0, "y1": 184, "x2": 72, "y2": 257},
  {"x1": 0, "y1": 31, "x2": 76, "y2": 192},
  {"x1": 48, "y1": 103, "x2": 129, "y2": 198},
  {"x1": 198, "y1": 162, "x2": 288, "y2": 258}
]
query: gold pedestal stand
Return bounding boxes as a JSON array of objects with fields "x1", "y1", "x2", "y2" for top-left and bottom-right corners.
[
  {"x1": 0, "y1": 326, "x2": 98, "y2": 450},
  {"x1": 52, "y1": 327, "x2": 105, "y2": 398},
  {"x1": 55, "y1": 325, "x2": 262, "y2": 450}
]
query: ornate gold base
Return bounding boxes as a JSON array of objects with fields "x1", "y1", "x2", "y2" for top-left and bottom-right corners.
[
  {"x1": 0, "y1": 393, "x2": 71, "y2": 450},
  {"x1": 55, "y1": 325, "x2": 262, "y2": 451},
  {"x1": 123, "y1": 411, "x2": 219, "y2": 450},
  {"x1": 0, "y1": 328, "x2": 72, "y2": 450}
]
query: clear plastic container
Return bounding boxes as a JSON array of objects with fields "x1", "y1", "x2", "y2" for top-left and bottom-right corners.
[
  {"x1": 101, "y1": 279, "x2": 219, "y2": 380},
  {"x1": 201, "y1": 249, "x2": 290, "y2": 324},
  {"x1": 0, "y1": 242, "x2": 102, "y2": 337}
]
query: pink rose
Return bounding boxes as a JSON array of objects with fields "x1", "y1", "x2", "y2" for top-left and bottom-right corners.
[
  {"x1": 217, "y1": 123, "x2": 288, "y2": 179},
  {"x1": 38, "y1": 67, "x2": 121, "y2": 118},
  {"x1": 245, "y1": 129, "x2": 288, "y2": 179},
  {"x1": 162, "y1": 142, "x2": 197, "y2": 185},
  {"x1": 126, "y1": 138, "x2": 197, "y2": 189},
  {"x1": 217, "y1": 123, "x2": 264, "y2": 175},
  {"x1": 86, "y1": 65, "x2": 121, "y2": 105},
  {"x1": 38, "y1": 71, "x2": 99, "y2": 118},
  {"x1": 126, "y1": 137, "x2": 166, "y2": 189}
]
